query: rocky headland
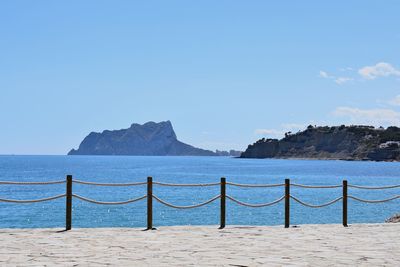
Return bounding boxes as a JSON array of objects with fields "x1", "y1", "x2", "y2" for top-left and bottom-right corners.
[
  {"x1": 241, "y1": 125, "x2": 400, "y2": 161},
  {"x1": 69, "y1": 121, "x2": 217, "y2": 156}
]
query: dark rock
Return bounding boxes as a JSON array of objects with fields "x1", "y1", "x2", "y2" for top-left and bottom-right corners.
[
  {"x1": 386, "y1": 214, "x2": 400, "y2": 223},
  {"x1": 68, "y1": 121, "x2": 216, "y2": 156}
]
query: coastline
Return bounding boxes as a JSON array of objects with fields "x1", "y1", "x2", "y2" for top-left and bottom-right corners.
[
  {"x1": 3, "y1": 154, "x2": 400, "y2": 162},
  {"x1": 239, "y1": 156, "x2": 400, "y2": 162},
  {"x1": 1, "y1": 223, "x2": 399, "y2": 266}
]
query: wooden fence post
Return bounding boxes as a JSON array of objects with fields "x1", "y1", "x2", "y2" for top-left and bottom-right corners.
[
  {"x1": 285, "y1": 178, "x2": 290, "y2": 228},
  {"x1": 219, "y1": 177, "x2": 226, "y2": 229},
  {"x1": 147, "y1": 177, "x2": 153, "y2": 230},
  {"x1": 343, "y1": 180, "x2": 348, "y2": 227},
  {"x1": 66, "y1": 175, "x2": 72, "y2": 231}
]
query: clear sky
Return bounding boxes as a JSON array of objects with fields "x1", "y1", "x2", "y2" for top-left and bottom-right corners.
[{"x1": 1, "y1": 1, "x2": 400, "y2": 155}]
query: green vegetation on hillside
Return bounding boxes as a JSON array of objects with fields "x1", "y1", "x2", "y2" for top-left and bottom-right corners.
[{"x1": 241, "y1": 125, "x2": 400, "y2": 161}]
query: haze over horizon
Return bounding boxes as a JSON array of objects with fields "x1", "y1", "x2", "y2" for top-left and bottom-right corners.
[{"x1": 1, "y1": 1, "x2": 399, "y2": 155}]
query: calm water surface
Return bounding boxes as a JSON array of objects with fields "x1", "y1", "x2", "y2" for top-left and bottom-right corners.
[{"x1": 1, "y1": 155, "x2": 399, "y2": 228}]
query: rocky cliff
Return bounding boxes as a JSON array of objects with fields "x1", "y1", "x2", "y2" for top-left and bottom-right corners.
[
  {"x1": 68, "y1": 121, "x2": 216, "y2": 156},
  {"x1": 241, "y1": 125, "x2": 400, "y2": 161}
]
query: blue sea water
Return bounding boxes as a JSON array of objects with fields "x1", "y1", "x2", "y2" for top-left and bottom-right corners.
[{"x1": 0, "y1": 155, "x2": 400, "y2": 228}]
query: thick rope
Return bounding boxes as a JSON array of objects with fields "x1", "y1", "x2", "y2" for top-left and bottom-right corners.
[
  {"x1": 348, "y1": 195, "x2": 400, "y2": 203},
  {"x1": 0, "y1": 194, "x2": 66, "y2": 203},
  {"x1": 0, "y1": 180, "x2": 65, "y2": 185},
  {"x1": 226, "y1": 195, "x2": 285, "y2": 207},
  {"x1": 226, "y1": 182, "x2": 285, "y2": 188},
  {"x1": 348, "y1": 184, "x2": 400, "y2": 190},
  {"x1": 72, "y1": 194, "x2": 147, "y2": 205},
  {"x1": 291, "y1": 183, "x2": 342, "y2": 189},
  {"x1": 153, "y1": 182, "x2": 220, "y2": 187},
  {"x1": 290, "y1": 195, "x2": 343, "y2": 208},
  {"x1": 152, "y1": 195, "x2": 220, "y2": 209},
  {"x1": 73, "y1": 180, "x2": 147, "y2": 186}
]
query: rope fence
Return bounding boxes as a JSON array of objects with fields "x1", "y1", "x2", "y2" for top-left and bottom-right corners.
[
  {"x1": 291, "y1": 183, "x2": 342, "y2": 189},
  {"x1": 226, "y1": 182, "x2": 284, "y2": 188},
  {"x1": 348, "y1": 195, "x2": 400, "y2": 204},
  {"x1": 153, "y1": 181, "x2": 220, "y2": 187},
  {"x1": 348, "y1": 184, "x2": 400, "y2": 190},
  {"x1": 0, "y1": 194, "x2": 66, "y2": 203},
  {"x1": 226, "y1": 195, "x2": 285, "y2": 207},
  {"x1": 72, "y1": 194, "x2": 147, "y2": 205},
  {"x1": 290, "y1": 195, "x2": 343, "y2": 208},
  {"x1": 73, "y1": 179, "x2": 147, "y2": 186},
  {"x1": 0, "y1": 180, "x2": 65, "y2": 185},
  {"x1": 152, "y1": 195, "x2": 220, "y2": 209},
  {"x1": 1, "y1": 175, "x2": 399, "y2": 230}
]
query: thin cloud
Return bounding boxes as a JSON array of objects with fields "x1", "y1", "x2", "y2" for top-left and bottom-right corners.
[
  {"x1": 358, "y1": 62, "x2": 400, "y2": 80},
  {"x1": 335, "y1": 77, "x2": 353, "y2": 84},
  {"x1": 255, "y1": 123, "x2": 309, "y2": 139},
  {"x1": 281, "y1": 123, "x2": 308, "y2": 131},
  {"x1": 321, "y1": 62, "x2": 400, "y2": 84},
  {"x1": 319, "y1": 70, "x2": 352, "y2": 85},
  {"x1": 388, "y1": 95, "x2": 400, "y2": 106},
  {"x1": 319, "y1": 71, "x2": 332, "y2": 79},
  {"x1": 333, "y1": 106, "x2": 400, "y2": 126},
  {"x1": 339, "y1": 67, "x2": 353, "y2": 71},
  {"x1": 254, "y1": 129, "x2": 284, "y2": 137}
]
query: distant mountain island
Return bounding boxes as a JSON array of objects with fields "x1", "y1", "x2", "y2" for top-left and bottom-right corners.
[
  {"x1": 241, "y1": 125, "x2": 400, "y2": 161},
  {"x1": 68, "y1": 121, "x2": 241, "y2": 156}
]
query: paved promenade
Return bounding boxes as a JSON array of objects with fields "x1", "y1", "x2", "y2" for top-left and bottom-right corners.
[{"x1": 1, "y1": 224, "x2": 399, "y2": 266}]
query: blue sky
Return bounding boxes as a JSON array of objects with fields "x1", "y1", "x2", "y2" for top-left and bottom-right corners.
[{"x1": 1, "y1": 1, "x2": 400, "y2": 154}]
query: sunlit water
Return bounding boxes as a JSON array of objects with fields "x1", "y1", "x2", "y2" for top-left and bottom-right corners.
[{"x1": 1, "y1": 155, "x2": 399, "y2": 228}]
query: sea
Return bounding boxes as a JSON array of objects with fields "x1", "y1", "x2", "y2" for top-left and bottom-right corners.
[{"x1": 1, "y1": 155, "x2": 399, "y2": 228}]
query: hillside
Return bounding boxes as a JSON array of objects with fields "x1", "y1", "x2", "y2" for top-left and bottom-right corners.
[{"x1": 240, "y1": 125, "x2": 400, "y2": 161}]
